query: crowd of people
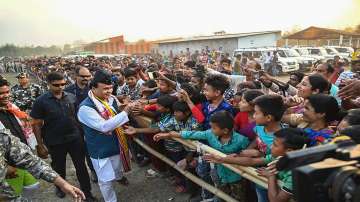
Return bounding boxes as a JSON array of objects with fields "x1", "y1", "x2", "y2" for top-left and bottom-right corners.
[{"x1": 0, "y1": 48, "x2": 360, "y2": 202}]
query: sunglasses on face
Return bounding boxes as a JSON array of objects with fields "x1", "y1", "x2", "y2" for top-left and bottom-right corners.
[
  {"x1": 51, "y1": 83, "x2": 66, "y2": 87},
  {"x1": 78, "y1": 75, "x2": 92, "y2": 78}
]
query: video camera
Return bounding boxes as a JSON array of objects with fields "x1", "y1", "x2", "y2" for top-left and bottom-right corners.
[{"x1": 276, "y1": 140, "x2": 360, "y2": 202}]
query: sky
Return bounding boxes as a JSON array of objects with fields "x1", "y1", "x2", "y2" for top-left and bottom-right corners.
[{"x1": 0, "y1": 0, "x2": 359, "y2": 46}]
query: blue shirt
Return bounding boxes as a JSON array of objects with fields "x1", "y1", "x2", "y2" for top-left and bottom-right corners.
[
  {"x1": 202, "y1": 100, "x2": 234, "y2": 130},
  {"x1": 180, "y1": 130, "x2": 249, "y2": 183}
]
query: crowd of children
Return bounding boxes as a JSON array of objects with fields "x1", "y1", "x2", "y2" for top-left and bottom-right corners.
[
  {"x1": 2, "y1": 51, "x2": 360, "y2": 202},
  {"x1": 115, "y1": 55, "x2": 360, "y2": 202}
]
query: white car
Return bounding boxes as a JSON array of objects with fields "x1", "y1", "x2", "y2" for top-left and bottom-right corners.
[
  {"x1": 276, "y1": 48, "x2": 315, "y2": 71},
  {"x1": 324, "y1": 46, "x2": 353, "y2": 64},
  {"x1": 233, "y1": 47, "x2": 299, "y2": 73},
  {"x1": 304, "y1": 47, "x2": 335, "y2": 63},
  {"x1": 292, "y1": 47, "x2": 324, "y2": 61}
]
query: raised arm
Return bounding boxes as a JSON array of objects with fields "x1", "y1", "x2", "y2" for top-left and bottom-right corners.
[{"x1": 77, "y1": 105, "x2": 130, "y2": 133}]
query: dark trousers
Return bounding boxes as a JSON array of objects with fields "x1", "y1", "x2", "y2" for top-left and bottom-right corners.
[
  {"x1": 79, "y1": 128, "x2": 95, "y2": 172},
  {"x1": 48, "y1": 138, "x2": 92, "y2": 194}
]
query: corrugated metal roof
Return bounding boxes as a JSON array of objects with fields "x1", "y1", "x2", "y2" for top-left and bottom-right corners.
[{"x1": 156, "y1": 30, "x2": 282, "y2": 44}]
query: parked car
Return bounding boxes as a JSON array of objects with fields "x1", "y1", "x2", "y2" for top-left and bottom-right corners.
[
  {"x1": 276, "y1": 48, "x2": 315, "y2": 71},
  {"x1": 324, "y1": 46, "x2": 353, "y2": 64},
  {"x1": 233, "y1": 47, "x2": 299, "y2": 73}
]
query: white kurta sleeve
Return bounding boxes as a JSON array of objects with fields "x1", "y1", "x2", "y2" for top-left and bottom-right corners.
[{"x1": 78, "y1": 106, "x2": 129, "y2": 133}]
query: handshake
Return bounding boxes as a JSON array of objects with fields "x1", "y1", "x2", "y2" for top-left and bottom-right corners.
[{"x1": 121, "y1": 99, "x2": 149, "y2": 116}]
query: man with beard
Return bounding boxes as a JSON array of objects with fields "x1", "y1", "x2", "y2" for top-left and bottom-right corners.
[
  {"x1": 30, "y1": 72, "x2": 96, "y2": 201},
  {"x1": 65, "y1": 66, "x2": 98, "y2": 183}
]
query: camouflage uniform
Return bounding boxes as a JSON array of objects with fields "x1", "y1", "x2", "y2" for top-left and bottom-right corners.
[
  {"x1": 0, "y1": 128, "x2": 58, "y2": 201},
  {"x1": 11, "y1": 84, "x2": 43, "y2": 112}
]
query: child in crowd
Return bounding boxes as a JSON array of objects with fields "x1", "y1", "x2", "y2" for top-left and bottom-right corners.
[
  {"x1": 140, "y1": 79, "x2": 158, "y2": 100},
  {"x1": 179, "y1": 74, "x2": 235, "y2": 200},
  {"x1": 241, "y1": 94, "x2": 286, "y2": 202},
  {"x1": 125, "y1": 97, "x2": 202, "y2": 181},
  {"x1": 234, "y1": 89, "x2": 264, "y2": 141},
  {"x1": 205, "y1": 128, "x2": 310, "y2": 202},
  {"x1": 125, "y1": 95, "x2": 177, "y2": 172},
  {"x1": 147, "y1": 73, "x2": 177, "y2": 100},
  {"x1": 185, "y1": 74, "x2": 234, "y2": 130},
  {"x1": 256, "y1": 128, "x2": 311, "y2": 202},
  {"x1": 246, "y1": 94, "x2": 286, "y2": 156},
  {"x1": 190, "y1": 71, "x2": 205, "y2": 91},
  {"x1": 153, "y1": 111, "x2": 250, "y2": 202},
  {"x1": 120, "y1": 68, "x2": 143, "y2": 100},
  {"x1": 178, "y1": 83, "x2": 207, "y2": 124}
]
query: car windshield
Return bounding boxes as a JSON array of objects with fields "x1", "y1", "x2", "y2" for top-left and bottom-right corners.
[
  {"x1": 297, "y1": 49, "x2": 309, "y2": 55},
  {"x1": 277, "y1": 50, "x2": 287, "y2": 57},
  {"x1": 335, "y1": 47, "x2": 349, "y2": 53},
  {"x1": 320, "y1": 49, "x2": 328, "y2": 55},
  {"x1": 284, "y1": 49, "x2": 300, "y2": 57},
  {"x1": 326, "y1": 48, "x2": 337, "y2": 55}
]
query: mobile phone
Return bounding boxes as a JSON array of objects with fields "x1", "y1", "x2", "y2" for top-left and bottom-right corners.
[
  {"x1": 147, "y1": 72, "x2": 158, "y2": 80},
  {"x1": 253, "y1": 71, "x2": 260, "y2": 80}
]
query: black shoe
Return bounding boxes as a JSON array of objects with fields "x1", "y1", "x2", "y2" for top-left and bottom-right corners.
[
  {"x1": 91, "y1": 170, "x2": 98, "y2": 183},
  {"x1": 84, "y1": 193, "x2": 98, "y2": 202},
  {"x1": 55, "y1": 187, "x2": 66, "y2": 198}
]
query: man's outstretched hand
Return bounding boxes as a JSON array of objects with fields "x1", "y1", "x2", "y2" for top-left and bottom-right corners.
[{"x1": 54, "y1": 176, "x2": 85, "y2": 202}]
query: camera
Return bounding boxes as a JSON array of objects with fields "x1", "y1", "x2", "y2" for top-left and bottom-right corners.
[{"x1": 276, "y1": 140, "x2": 360, "y2": 202}]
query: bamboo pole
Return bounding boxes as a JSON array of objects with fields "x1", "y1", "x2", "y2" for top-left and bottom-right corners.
[
  {"x1": 132, "y1": 137, "x2": 239, "y2": 202},
  {"x1": 133, "y1": 116, "x2": 272, "y2": 189},
  {"x1": 173, "y1": 138, "x2": 268, "y2": 188}
]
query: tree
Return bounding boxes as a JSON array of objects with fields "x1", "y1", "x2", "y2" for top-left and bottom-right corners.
[
  {"x1": 282, "y1": 25, "x2": 303, "y2": 37},
  {"x1": 355, "y1": 24, "x2": 360, "y2": 34},
  {"x1": 0, "y1": 44, "x2": 62, "y2": 57}
]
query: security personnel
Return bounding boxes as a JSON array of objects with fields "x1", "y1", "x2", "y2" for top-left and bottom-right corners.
[{"x1": 11, "y1": 73, "x2": 42, "y2": 112}]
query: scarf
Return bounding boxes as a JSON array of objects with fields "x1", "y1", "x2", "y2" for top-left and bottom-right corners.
[
  {"x1": 88, "y1": 90, "x2": 131, "y2": 172},
  {"x1": 0, "y1": 103, "x2": 37, "y2": 149}
]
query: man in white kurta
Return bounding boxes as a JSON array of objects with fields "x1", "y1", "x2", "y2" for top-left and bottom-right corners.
[{"x1": 78, "y1": 70, "x2": 132, "y2": 202}]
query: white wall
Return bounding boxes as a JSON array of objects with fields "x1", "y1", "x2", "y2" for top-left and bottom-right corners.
[
  {"x1": 157, "y1": 38, "x2": 238, "y2": 56},
  {"x1": 237, "y1": 33, "x2": 281, "y2": 49}
]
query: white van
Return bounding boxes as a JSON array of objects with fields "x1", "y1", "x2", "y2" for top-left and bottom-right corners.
[{"x1": 233, "y1": 47, "x2": 299, "y2": 73}]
